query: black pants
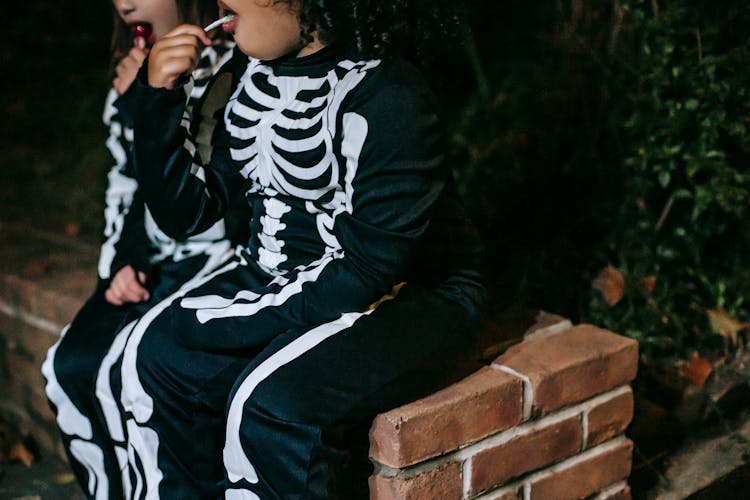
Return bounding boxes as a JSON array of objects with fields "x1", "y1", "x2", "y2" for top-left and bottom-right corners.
[
  {"x1": 42, "y1": 249, "x2": 228, "y2": 500},
  {"x1": 119, "y1": 252, "x2": 480, "y2": 499},
  {"x1": 223, "y1": 284, "x2": 479, "y2": 499}
]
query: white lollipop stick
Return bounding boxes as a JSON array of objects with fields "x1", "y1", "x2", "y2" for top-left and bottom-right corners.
[{"x1": 204, "y1": 15, "x2": 234, "y2": 32}]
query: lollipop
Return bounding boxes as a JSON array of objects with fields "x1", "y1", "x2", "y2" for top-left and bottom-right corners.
[
  {"x1": 131, "y1": 22, "x2": 153, "y2": 48},
  {"x1": 203, "y1": 14, "x2": 234, "y2": 32}
]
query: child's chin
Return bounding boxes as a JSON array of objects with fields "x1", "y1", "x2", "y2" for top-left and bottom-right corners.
[{"x1": 237, "y1": 42, "x2": 271, "y2": 61}]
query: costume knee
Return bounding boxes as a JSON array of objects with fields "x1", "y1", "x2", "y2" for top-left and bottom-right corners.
[{"x1": 47, "y1": 330, "x2": 103, "y2": 399}]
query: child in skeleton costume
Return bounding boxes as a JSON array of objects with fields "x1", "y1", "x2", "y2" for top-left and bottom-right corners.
[
  {"x1": 41, "y1": 1, "x2": 237, "y2": 497},
  {"x1": 122, "y1": 0, "x2": 486, "y2": 497}
]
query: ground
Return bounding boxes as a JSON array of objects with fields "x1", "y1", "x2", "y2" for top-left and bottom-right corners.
[{"x1": 1, "y1": 458, "x2": 85, "y2": 500}]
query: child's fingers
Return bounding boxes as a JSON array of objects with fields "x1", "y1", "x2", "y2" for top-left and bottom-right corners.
[
  {"x1": 113, "y1": 48, "x2": 149, "y2": 94},
  {"x1": 112, "y1": 76, "x2": 125, "y2": 95},
  {"x1": 117, "y1": 269, "x2": 148, "y2": 302},
  {"x1": 148, "y1": 45, "x2": 203, "y2": 88},
  {"x1": 106, "y1": 281, "x2": 126, "y2": 305},
  {"x1": 154, "y1": 33, "x2": 206, "y2": 51},
  {"x1": 157, "y1": 43, "x2": 203, "y2": 64},
  {"x1": 127, "y1": 47, "x2": 149, "y2": 64},
  {"x1": 161, "y1": 54, "x2": 201, "y2": 77},
  {"x1": 106, "y1": 266, "x2": 150, "y2": 304},
  {"x1": 124, "y1": 278, "x2": 143, "y2": 296},
  {"x1": 104, "y1": 288, "x2": 123, "y2": 306},
  {"x1": 116, "y1": 57, "x2": 140, "y2": 77}
]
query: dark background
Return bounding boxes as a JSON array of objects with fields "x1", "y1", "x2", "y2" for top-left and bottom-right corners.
[
  {"x1": 3, "y1": 2, "x2": 749, "y2": 360},
  {"x1": 0, "y1": 2, "x2": 113, "y2": 234},
  {"x1": 0, "y1": 0, "x2": 655, "y2": 323},
  {"x1": 0, "y1": 1, "x2": 491, "y2": 237}
]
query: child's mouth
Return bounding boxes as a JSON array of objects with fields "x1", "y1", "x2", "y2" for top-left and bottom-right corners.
[
  {"x1": 216, "y1": 0, "x2": 237, "y2": 27},
  {"x1": 217, "y1": 3, "x2": 237, "y2": 32},
  {"x1": 130, "y1": 22, "x2": 154, "y2": 47}
]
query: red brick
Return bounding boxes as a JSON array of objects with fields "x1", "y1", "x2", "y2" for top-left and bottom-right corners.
[
  {"x1": 529, "y1": 439, "x2": 633, "y2": 499},
  {"x1": 601, "y1": 484, "x2": 631, "y2": 500},
  {"x1": 587, "y1": 390, "x2": 634, "y2": 448},
  {"x1": 470, "y1": 416, "x2": 582, "y2": 495},
  {"x1": 523, "y1": 311, "x2": 572, "y2": 340},
  {"x1": 30, "y1": 418, "x2": 64, "y2": 459},
  {"x1": 3, "y1": 275, "x2": 38, "y2": 318},
  {"x1": 30, "y1": 329, "x2": 58, "y2": 366},
  {"x1": 0, "y1": 252, "x2": 92, "y2": 328},
  {"x1": 2, "y1": 322, "x2": 56, "y2": 431},
  {"x1": 30, "y1": 384, "x2": 57, "y2": 427},
  {"x1": 2, "y1": 382, "x2": 26, "y2": 410},
  {"x1": 7, "y1": 349, "x2": 47, "y2": 397},
  {"x1": 1, "y1": 274, "x2": 83, "y2": 329},
  {"x1": 0, "y1": 312, "x2": 31, "y2": 350},
  {"x1": 370, "y1": 367, "x2": 523, "y2": 468},
  {"x1": 369, "y1": 462, "x2": 462, "y2": 500},
  {"x1": 494, "y1": 325, "x2": 638, "y2": 416},
  {"x1": 2, "y1": 317, "x2": 58, "y2": 365},
  {"x1": 481, "y1": 486, "x2": 524, "y2": 500},
  {"x1": 0, "y1": 274, "x2": 22, "y2": 309}
]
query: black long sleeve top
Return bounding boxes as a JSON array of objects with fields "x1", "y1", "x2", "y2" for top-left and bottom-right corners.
[
  {"x1": 132, "y1": 46, "x2": 486, "y2": 339},
  {"x1": 97, "y1": 39, "x2": 235, "y2": 281}
]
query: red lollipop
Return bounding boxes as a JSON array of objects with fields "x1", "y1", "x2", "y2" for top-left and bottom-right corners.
[{"x1": 131, "y1": 22, "x2": 153, "y2": 48}]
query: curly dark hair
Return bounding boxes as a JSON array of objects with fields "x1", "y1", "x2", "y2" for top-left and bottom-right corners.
[{"x1": 284, "y1": 0, "x2": 468, "y2": 62}]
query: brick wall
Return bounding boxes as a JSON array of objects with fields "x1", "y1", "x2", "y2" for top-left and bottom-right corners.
[
  {"x1": 368, "y1": 323, "x2": 638, "y2": 500},
  {"x1": 0, "y1": 226, "x2": 639, "y2": 499},
  {"x1": 0, "y1": 225, "x2": 97, "y2": 458}
]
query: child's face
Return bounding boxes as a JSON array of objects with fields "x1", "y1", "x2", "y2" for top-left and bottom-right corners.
[
  {"x1": 113, "y1": 0, "x2": 180, "y2": 40},
  {"x1": 219, "y1": 0, "x2": 311, "y2": 60}
]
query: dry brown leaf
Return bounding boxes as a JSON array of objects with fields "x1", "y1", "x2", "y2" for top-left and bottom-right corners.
[
  {"x1": 592, "y1": 265, "x2": 625, "y2": 306},
  {"x1": 679, "y1": 351, "x2": 713, "y2": 389},
  {"x1": 9, "y1": 441, "x2": 34, "y2": 467},
  {"x1": 638, "y1": 275, "x2": 657, "y2": 294},
  {"x1": 22, "y1": 257, "x2": 53, "y2": 278},
  {"x1": 65, "y1": 222, "x2": 81, "y2": 237},
  {"x1": 368, "y1": 282, "x2": 407, "y2": 310},
  {"x1": 53, "y1": 472, "x2": 77, "y2": 484},
  {"x1": 707, "y1": 309, "x2": 748, "y2": 347}
]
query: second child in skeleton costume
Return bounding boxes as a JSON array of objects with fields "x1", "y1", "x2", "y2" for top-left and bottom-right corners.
[
  {"x1": 123, "y1": 0, "x2": 486, "y2": 497},
  {"x1": 41, "y1": 0, "x2": 237, "y2": 498}
]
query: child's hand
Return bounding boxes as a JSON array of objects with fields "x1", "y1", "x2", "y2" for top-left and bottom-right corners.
[
  {"x1": 147, "y1": 25, "x2": 211, "y2": 90},
  {"x1": 113, "y1": 47, "x2": 149, "y2": 95},
  {"x1": 105, "y1": 265, "x2": 150, "y2": 306}
]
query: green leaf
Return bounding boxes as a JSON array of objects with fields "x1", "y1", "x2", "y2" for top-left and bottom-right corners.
[
  {"x1": 659, "y1": 171, "x2": 671, "y2": 187},
  {"x1": 685, "y1": 99, "x2": 699, "y2": 111}
]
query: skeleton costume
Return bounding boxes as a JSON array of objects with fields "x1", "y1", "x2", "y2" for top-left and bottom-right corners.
[
  {"x1": 123, "y1": 45, "x2": 486, "y2": 498},
  {"x1": 41, "y1": 40, "x2": 236, "y2": 500}
]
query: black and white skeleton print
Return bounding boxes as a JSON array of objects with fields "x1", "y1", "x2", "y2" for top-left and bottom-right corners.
[
  {"x1": 135, "y1": 47, "x2": 485, "y2": 323},
  {"x1": 124, "y1": 45, "x2": 485, "y2": 497},
  {"x1": 97, "y1": 40, "x2": 236, "y2": 280},
  {"x1": 42, "y1": 39, "x2": 239, "y2": 500}
]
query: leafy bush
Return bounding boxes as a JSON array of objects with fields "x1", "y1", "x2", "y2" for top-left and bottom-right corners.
[
  {"x1": 452, "y1": 0, "x2": 750, "y2": 363},
  {"x1": 585, "y1": 0, "x2": 750, "y2": 362}
]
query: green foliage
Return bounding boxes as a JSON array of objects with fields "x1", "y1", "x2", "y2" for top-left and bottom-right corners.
[
  {"x1": 586, "y1": 0, "x2": 750, "y2": 362},
  {"x1": 4, "y1": 1, "x2": 750, "y2": 365},
  {"x1": 451, "y1": 1, "x2": 750, "y2": 363}
]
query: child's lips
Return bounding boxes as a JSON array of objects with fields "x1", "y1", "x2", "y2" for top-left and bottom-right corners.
[
  {"x1": 217, "y1": 2, "x2": 237, "y2": 32},
  {"x1": 130, "y1": 21, "x2": 155, "y2": 46},
  {"x1": 222, "y1": 16, "x2": 238, "y2": 33}
]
